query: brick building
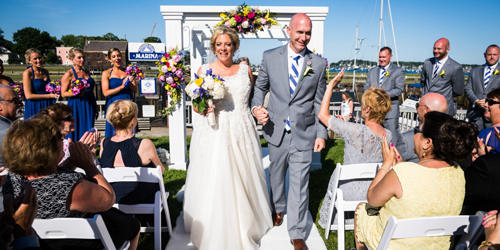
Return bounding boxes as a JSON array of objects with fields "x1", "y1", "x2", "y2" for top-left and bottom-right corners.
[
  {"x1": 56, "y1": 45, "x2": 74, "y2": 65},
  {"x1": 83, "y1": 41, "x2": 128, "y2": 71}
]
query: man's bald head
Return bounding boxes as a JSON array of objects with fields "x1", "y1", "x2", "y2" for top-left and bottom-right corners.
[
  {"x1": 289, "y1": 13, "x2": 312, "y2": 30},
  {"x1": 287, "y1": 13, "x2": 312, "y2": 54},
  {"x1": 418, "y1": 93, "x2": 447, "y2": 122},
  {"x1": 433, "y1": 38, "x2": 450, "y2": 61}
]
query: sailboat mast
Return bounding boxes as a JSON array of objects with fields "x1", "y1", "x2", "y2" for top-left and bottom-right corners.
[
  {"x1": 353, "y1": 25, "x2": 359, "y2": 93},
  {"x1": 378, "y1": 0, "x2": 384, "y2": 64}
]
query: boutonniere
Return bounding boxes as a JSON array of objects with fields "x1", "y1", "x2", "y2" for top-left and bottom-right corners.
[
  {"x1": 301, "y1": 60, "x2": 314, "y2": 81},
  {"x1": 494, "y1": 69, "x2": 499, "y2": 76},
  {"x1": 439, "y1": 70, "x2": 445, "y2": 77},
  {"x1": 385, "y1": 71, "x2": 390, "y2": 77}
]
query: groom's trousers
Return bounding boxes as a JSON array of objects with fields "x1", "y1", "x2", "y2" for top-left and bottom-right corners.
[{"x1": 268, "y1": 130, "x2": 313, "y2": 240}]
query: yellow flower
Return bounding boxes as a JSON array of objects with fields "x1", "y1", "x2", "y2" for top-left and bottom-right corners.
[
  {"x1": 495, "y1": 69, "x2": 499, "y2": 76},
  {"x1": 220, "y1": 13, "x2": 227, "y2": 18},
  {"x1": 243, "y1": 11, "x2": 249, "y2": 16},
  {"x1": 439, "y1": 70, "x2": 445, "y2": 77},
  {"x1": 385, "y1": 72, "x2": 390, "y2": 77},
  {"x1": 194, "y1": 78, "x2": 204, "y2": 86},
  {"x1": 265, "y1": 12, "x2": 269, "y2": 19},
  {"x1": 161, "y1": 57, "x2": 167, "y2": 63}
]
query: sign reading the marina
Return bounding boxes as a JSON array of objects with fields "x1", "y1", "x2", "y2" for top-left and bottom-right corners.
[{"x1": 128, "y1": 42, "x2": 165, "y2": 61}]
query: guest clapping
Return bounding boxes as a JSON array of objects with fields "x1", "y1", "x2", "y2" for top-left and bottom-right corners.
[
  {"x1": 100, "y1": 100, "x2": 164, "y2": 204},
  {"x1": 22, "y1": 48, "x2": 58, "y2": 119},
  {"x1": 61, "y1": 48, "x2": 97, "y2": 141},
  {"x1": 354, "y1": 111, "x2": 478, "y2": 250},
  {"x1": 318, "y1": 69, "x2": 392, "y2": 228},
  {"x1": 2, "y1": 116, "x2": 140, "y2": 249},
  {"x1": 101, "y1": 48, "x2": 137, "y2": 138}
]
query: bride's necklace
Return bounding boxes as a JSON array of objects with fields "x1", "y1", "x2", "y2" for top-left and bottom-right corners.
[{"x1": 418, "y1": 158, "x2": 436, "y2": 164}]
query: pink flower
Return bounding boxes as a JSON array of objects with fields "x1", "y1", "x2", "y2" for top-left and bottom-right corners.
[
  {"x1": 235, "y1": 15, "x2": 242, "y2": 22},
  {"x1": 55, "y1": 85, "x2": 61, "y2": 93},
  {"x1": 247, "y1": 12, "x2": 255, "y2": 19},
  {"x1": 260, "y1": 17, "x2": 267, "y2": 25},
  {"x1": 225, "y1": 20, "x2": 231, "y2": 27},
  {"x1": 161, "y1": 65, "x2": 168, "y2": 73},
  {"x1": 168, "y1": 47, "x2": 174, "y2": 51},
  {"x1": 180, "y1": 78, "x2": 185, "y2": 82},
  {"x1": 175, "y1": 69, "x2": 183, "y2": 78},
  {"x1": 171, "y1": 83, "x2": 177, "y2": 88},
  {"x1": 242, "y1": 17, "x2": 247, "y2": 22},
  {"x1": 159, "y1": 75, "x2": 166, "y2": 82},
  {"x1": 167, "y1": 92, "x2": 171, "y2": 96},
  {"x1": 72, "y1": 88, "x2": 80, "y2": 95},
  {"x1": 171, "y1": 66, "x2": 177, "y2": 73},
  {"x1": 166, "y1": 76, "x2": 174, "y2": 84},
  {"x1": 307, "y1": 60, "x2": 312, "y2": 66},
  {"x1": 172, "y1": 54, "x2": 181, "y2": 63}
]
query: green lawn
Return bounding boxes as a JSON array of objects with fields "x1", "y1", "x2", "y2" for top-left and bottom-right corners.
[{"x1": 137, "y1": 135, "x2": 352, "y2": 250}]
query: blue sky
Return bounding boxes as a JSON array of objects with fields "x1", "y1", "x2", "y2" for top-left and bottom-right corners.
[{"x1": 2, "y1": 0, "x2": 499, "y2": 65}]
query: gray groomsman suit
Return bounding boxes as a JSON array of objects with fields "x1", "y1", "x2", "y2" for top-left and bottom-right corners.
[
  {"x1": 420, "y1": 57, "x2": 464, "y2": 116},
  {"x1": 0, "y1": 116, "x2": 12, "y2": 167},
  {"x1": 400, "y1": 129, "x2": 419, "y2": 163},
  {"x1": 363, "y1": 63, "x2": 404, "y2": 149},
  {"x1": 465, "y1": 63, "x2": 500, "y2": 130},
  {"x1": 251, "y1": 45, "x2": 327, "y2": 239}
]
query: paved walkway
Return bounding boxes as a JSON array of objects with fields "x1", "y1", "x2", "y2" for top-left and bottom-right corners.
[{"x1": 135, "y1": 126, "x2": 193, "y2": 138}]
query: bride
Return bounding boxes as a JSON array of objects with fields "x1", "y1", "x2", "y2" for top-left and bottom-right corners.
[{"x1": 183, "y1": 26, "x2": 273, "y2": 249}]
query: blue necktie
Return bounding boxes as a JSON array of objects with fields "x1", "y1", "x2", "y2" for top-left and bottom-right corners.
[
  {"x1": 433, "y1": 61, "x2": 441, "y2": 80},
  {"x1": 379, "y1": 67, "x2": 386, "y2": 86},
  {"x1": 286, "y1": 55, "x2": 300, "y2": 131},
  {"x1": 485, "y1": 66, "x2": 492, "y2": 88}
]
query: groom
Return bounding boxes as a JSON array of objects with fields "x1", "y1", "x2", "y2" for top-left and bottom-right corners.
[{"x1": 251, "y1": 13, "x2": 327, "y2": 250}]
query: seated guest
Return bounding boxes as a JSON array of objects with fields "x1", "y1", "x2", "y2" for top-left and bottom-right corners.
[
  {"x1": 354, "y1": 111, "x2": 478, "y2": 250},
  {"x1": 478, "y1": 88, "x2": 500, "y2": 153},
  {"x1": 40, "y1": 103, "x2": 100, "y2": 169},
  {"x1": 317, "y1": 69, "x2": 392, "y2": 228},
  {"x1": 100, "y1": 100, "x2": 164, "y2": 205},
  {"x1": 2, "y1": 116, "x2": 141, "y2": 250}
]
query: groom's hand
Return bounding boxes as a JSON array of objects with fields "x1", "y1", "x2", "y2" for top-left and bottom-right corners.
[
  {"x1": 314, "y1": 138, "x2": 325, "y2": 152},
  {"x1": 253, "y1": 106, "x2": 269, "y2": 125}
]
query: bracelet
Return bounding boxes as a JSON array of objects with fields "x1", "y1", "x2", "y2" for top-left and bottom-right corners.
[
  {"x1": 380, "y1": 166, "x2": 392, "y2": 172},
  {"x1": 480, "y1": 241, "x2": 499, "y2": 250}
]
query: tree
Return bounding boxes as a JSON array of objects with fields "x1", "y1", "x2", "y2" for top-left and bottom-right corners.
[
  {"x1": 144, "y1": 36, "x2": 161, "y2": 43},
  {"x1": 12, "y1": 27, "x2": 58, "y2": 61},
  {"x1": 44, "y1": 51, "x2": 59, "y2": 64},
  {"x1": 0, "y1": 27, "x2": 13, "y2": 50},
  {"x1": 102, "y1": 32, "x2": 119, "y2": 41}
]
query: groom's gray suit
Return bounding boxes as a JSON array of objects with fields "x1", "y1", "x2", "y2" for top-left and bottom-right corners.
[
  {"x1": 420, "y1": 56, "x2": 464, "y2": 116},
  {"x1": 251, "y1": 44, "x2": 327, "y2": 239}
]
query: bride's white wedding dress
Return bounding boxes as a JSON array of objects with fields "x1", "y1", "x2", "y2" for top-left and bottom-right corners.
[{"x1": 183, "y1": 63, "x2": 272, "y2": 250}]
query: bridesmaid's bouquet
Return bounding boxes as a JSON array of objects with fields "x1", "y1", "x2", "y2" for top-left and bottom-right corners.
[
  {"x1": 156, "y1": 46, "x2": 186, "y2": 116},
  {"x1": 126, "y1": 64, "x2": 144, "y2": 80},
  {"x1": 185, "y1": 68, "x2": 225, "y2": 126},
  {"x1": 45, "y1": 80, "x2": 61, "y2": 94},
  {"x1": 68, "y1": 79, "x2": 90, "y2": 96},
  {"x1": 8, "y1": 82, "x2": 24, "y2": 98}
]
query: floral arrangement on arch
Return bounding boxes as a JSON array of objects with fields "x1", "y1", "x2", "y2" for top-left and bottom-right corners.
[
  {"x1": 156, "y1": 46, "x2": 186, "y2": 116},
  {"x1": 214, "y1": 3, "x2": 279, "y2": 34}
]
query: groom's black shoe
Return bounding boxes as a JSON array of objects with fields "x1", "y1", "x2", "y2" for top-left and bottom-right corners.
[
  {"x1": 290, "y1": 239, "x2": 308, "y2": 250},
  {"x1": 272, "y1": 212, "x2": 283, "y2": 226}
]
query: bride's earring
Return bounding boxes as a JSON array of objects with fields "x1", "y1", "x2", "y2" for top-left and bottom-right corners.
[{"x1": 422, "y1": 152, "x2": 426, "y2": 158}]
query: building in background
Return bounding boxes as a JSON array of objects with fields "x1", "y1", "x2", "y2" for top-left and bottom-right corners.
[
  {"x1": 83, "y1": 41, "x2": 128, "y2": 71},
  {"x1": 0, "y1": 46, "x2": 14, "y2": 64},
  {"x1": 56, "y1": 45, "x2": 74, "y2": 65}
]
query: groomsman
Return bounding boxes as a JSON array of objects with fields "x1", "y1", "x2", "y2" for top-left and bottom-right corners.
[
  {"x1": 420, "y1": 38, "x2": 464, "y2": 116},
  {"x1": 465, "y1": 44, "x2": 500, "y2": 130},
  {"x1": 363, "y1": 47, "x2": 404, "y2": 147}
]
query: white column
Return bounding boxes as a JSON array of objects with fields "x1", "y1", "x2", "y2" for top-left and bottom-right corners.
[{"x1": 163, "y1": 12, "x2": 188, "y2": 170}]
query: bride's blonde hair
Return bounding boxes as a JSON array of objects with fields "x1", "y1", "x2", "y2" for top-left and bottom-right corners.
[{"x1": 210, "y1": 27, "x2": 240, "y2": 54}]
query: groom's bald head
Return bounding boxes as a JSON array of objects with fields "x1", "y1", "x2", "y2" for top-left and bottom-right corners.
[
  {"x1": 287, "y1": 13, "x2": 312, "y2": 54},
  {"x1": 289, "y1": 13, "x2": 312, "y2": 30}
]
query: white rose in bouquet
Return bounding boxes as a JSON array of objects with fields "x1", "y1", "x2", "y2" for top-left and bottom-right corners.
[
  {"x1": 185, "y1": 82, "x2": 197, "y2": 98},
  {"x1": 211, "y1": 82, "x2": 225, "y2": 99}
]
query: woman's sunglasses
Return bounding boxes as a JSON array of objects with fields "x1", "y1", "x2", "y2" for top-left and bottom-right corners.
[
  {"x1": 61, "y1": 114, "x2": 74, "y2": 122},
  {"x1": 414, "y1": 126, "x2": 423, "y2": 135},
  {"x1": 486, "y1": 99, "x2": 500, "y2": 106}
]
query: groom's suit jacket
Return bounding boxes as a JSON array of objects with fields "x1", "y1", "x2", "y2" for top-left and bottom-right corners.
[
  {"x1": 251, "y1": 45, "x2": 328, "y2": 150},
  {"x1": 420, "y1": 57, "x2": 464, "y2": 116},
  {"x1": 464, "y1": 64, "x2": 500, "y2": 125},
  {"x1": 363, "y1": 63, "x2": 404, "y2": 119}
]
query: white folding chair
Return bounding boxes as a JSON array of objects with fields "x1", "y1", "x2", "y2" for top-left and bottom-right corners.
[
  {"x1": 374, "y1": 213, "x2": 483, "y2": 250},
  {"x1": 33, "y1": 214, "x2": 120, "y2": 250},
  {"x1": 324, "y1": 162, "x2": 380, "y2": 250},
  {"x1": 102, "y1": 166, "x2": 172, "y2": 250}
]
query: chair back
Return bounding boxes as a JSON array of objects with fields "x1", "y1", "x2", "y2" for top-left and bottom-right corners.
[
  {"x1": 101, "y1": 166, "x2": 160, "y2": 183},
  {"x1": 33, "y1": 214, "x2": 117, "y2": 250}
]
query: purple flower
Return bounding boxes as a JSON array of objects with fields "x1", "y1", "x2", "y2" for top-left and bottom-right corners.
[
  {"x1": 194, "y1": 87, "x2": 208, "y2": 99},
  {"x1": 206, "y1": 68, "x2": 213, "y2": 76},
  {"x1": 172, "y1": 54, "x2": 181, "y2": 63},
  {"x1": 159, "y1": 75, "x2": 166, "y2": 82},
  {"x1": 175, "y1": 69, "x2": 183, "y2": 78},
  {"x1": 166, "y1": 76, "x2": 174, "y2": 84}
]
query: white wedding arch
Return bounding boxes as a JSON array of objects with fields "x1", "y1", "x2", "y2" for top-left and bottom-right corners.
[{"x1": 160, "y1": 5, "x2": 329, "y2": 170}]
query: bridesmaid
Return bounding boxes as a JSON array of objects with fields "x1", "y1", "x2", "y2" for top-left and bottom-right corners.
[
  {"x1": 101, "y1": 48, "x2": 137, "y2": 137},
  {"x1": 61, "y1": 48, "x2": 97, "y2": 141},
  {"x1": 22, "y1": 48, "x2": 59, "y2": 119},
  {"x1": 0, "y1": 59, "x2": 14, "y2": 85}
]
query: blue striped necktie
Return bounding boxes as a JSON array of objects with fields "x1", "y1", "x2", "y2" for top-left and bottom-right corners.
[
  {"x1": 433, "y1": 61, "x2": 441, "y2": 80},
  {"x1": 285, "y1": 55, "x2": 300, "y2": 132},
  {"x1": 379, "y1": 66, "x2": 386, "y2": 86},
  {"x1": 485, "y1": 66, "x2": 492, "y2": 88}
]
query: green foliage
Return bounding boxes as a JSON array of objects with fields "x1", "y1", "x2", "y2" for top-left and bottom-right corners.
[
  {"x1": 0, "y1": 28, "x2": 13, "y2": 50},
  {"x1": 44, "y1": 51, "x2": 59, "y2": 64},
  {"x1": 12, "y1": 27, "x2": 58, "y2": 60},
  {"x1": 144, "y1": 36, "x2": 162, "y2": 43},
  {"x1": 102, "y1": 32, "x2": 119, "y2": 41}
]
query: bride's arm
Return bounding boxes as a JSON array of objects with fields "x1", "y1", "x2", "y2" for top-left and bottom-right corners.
[{"x1": 247, "y1": 66, "x2": 255, "y2": 89}]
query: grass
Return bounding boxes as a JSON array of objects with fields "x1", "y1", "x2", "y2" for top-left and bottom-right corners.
[{"x1": 136, "y1": 135, "x2": 351, "y2": 250}]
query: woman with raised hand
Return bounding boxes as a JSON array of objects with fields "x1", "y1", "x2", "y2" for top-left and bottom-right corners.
[
  {"x1": 101, "y1": 48, "x2": 137, "y2": 138},
  {"x1": 318, "y1": 69, "x2": 393, "y2": 229},
  {"x1": 61, "y1": 48, "x2": 97, "y2": 141},
  {"x1": 22, "y1": 48, "x2": 59, "y2": 119},
  {"x1": 354, "y1": 111, "x2": 478, "y2": 250}
]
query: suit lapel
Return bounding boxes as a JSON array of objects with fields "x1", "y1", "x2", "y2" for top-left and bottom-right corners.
[
  {"x1": 280, "y1": 45, "x2": 291, "y2": 97},
  {"x1": 290, "y1": 49, "x2": 311, "y2": 102}
]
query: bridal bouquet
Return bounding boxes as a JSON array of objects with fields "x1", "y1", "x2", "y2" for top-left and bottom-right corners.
[
  {"x1": 185, "y1": 68, "x2": 225, "y2": 126},
  {"x1": 8, "y1": 82, "x2": 24, "y2": 98},
  {"x1": 156, "y1": 46, "x2": 186, "y2": 116},
  {"x1": 45, "y1": 80, "x2": 61, "y2": 94},
  {"x1": 126, "y1": 64, "x2": 145, "y2": 80},
  {"x1": 68, "y1": 78, "x2": 90, "y2": 96},
  {"x1": 214, "y1": 3, "x2": 279, "y2": 34}
]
